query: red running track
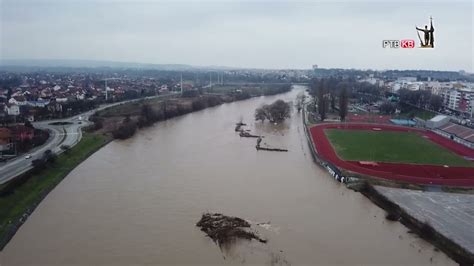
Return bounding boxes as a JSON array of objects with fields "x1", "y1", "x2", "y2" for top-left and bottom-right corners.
[{"x1": 309, "y1": 123, "x2": 474, "y2": 186}]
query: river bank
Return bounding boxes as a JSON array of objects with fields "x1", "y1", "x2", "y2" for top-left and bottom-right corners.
[
  {"x1": 0, "y1": 85, "x2": 292, "y2": 251},
  {"x1": 0, "y1": 133, "x2": 110, "y2": 250}
]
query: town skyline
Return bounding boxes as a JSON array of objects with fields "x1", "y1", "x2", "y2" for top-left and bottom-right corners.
[{"x1": 1, "y1": 58, "x2": 473, "y2": 74}]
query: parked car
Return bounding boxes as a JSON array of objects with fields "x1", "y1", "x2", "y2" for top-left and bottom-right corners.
[{"x1": 25, "y1": 154, "x2": 32, "y2": 159}]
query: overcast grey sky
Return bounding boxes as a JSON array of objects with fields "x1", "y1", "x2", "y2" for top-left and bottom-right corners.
[{"x1": 1, "y1": 0, "x2": 473, "y2": 71}]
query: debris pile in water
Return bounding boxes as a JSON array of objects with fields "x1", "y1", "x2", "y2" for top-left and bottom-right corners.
[{"x1": 196, "y1": 213, "x2": 267, "y2": 246}]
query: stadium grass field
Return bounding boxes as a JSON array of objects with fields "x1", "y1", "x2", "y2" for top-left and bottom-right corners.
[{"x1": 325, "y1": 129, "x2": 474, "y2": 167}]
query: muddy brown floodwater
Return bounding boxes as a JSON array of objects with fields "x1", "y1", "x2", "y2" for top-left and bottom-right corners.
[{"x1": 1, "y1": 86, "x2": 455, "y2": 265}]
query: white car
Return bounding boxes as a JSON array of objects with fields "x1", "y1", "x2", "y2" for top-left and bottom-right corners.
[{"x1": 25, "y1": 154, "x2": 32, "y2": 159}]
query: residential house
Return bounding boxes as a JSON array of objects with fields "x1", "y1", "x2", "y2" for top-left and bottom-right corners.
[
  {"x1": 5, "y1": 104, "x2": 20, "y2": 116},
  {"x1": 11, "y1": 125, "x2": 34, "y2": 142},
  {"x1": 0, "y1": 127, "x2": 12, "y2": 152},
  {"x1": 9, "y1": 96, "x2": 27, "y2": 106}
]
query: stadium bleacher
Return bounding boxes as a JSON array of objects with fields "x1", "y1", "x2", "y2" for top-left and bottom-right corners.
[{"x1": 438, "y1": 122, "x2": 474, "y2": 143}]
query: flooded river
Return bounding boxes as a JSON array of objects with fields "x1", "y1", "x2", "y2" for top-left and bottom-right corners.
[{"x1": 1, "y1": 86, "x2": 454, "y2": 265}]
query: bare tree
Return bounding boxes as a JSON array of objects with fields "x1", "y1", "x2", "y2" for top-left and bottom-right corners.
[
  {"x1": 317, "y1": 81, "x2": 328, "y2": 121},
  {"x1": 339, "y1": 86, "x2": 349, "y2": 121},
  {"x1": 254, "y1": 106, "x2": 267, "y2": 122},
  {"x1": 379, "y1": 102, "x2": 396, "y2": 115},
  {"x1": 268, "y1": 100, "x2": 291, "y2": 122},
  {"x1": 429, "y1": 95, "x2": 443, "y2": 111},
  {"x1": 330, "y1": 92, "x2": 336, "y2": 111},
  {"x1": 295, "y1": 92, "x2": 305, "y2": 112},
  {"x1": 254, "y1": 100, "x2": 290, "y2": 123}
]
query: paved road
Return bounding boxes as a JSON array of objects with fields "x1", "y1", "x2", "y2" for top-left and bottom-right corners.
[
  {"x1": 0, "y1": 93, "x2": 177, "y2": 185},
  {"x1": 0, "y1": 115, "x2": 89, "y2": 185}
]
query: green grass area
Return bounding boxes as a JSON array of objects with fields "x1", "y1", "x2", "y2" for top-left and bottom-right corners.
[
  {"x1": 98, "y1": 101, "x2": 144, "y2": 117},
  {"x1": 97, "y1": 94, "x2": 177, "y2": 118},
  {"x1": 0, "y1": 134, "x2": 109, "y2": 244},
  {"x1": 415, "y1": 110, "x2": 437, "y2": 120},
  {"x1": 399, "y1": 105, "x2": 437, "y2": 120},
  {"x1": 208, "y1": 84, "x2": 291, "y2": 97},
  {"x1": 403, "y1": 109, "x2": 437, "y2": 120},
  {"x1": 208, "y1": 85, "x2": 262, "y2": 96},
  {"x1": 325, "y1": 129, "x2": 474, "y2": 167}
]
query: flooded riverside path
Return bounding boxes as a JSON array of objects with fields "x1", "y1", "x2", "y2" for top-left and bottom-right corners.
[{"x1": 1, "y1": 86, "x2": 454, "y2": 265}]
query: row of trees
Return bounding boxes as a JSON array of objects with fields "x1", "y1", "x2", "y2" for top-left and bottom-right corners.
[
  {"x1": 398, "y1": 88, "x2": 443, "y2": 111},
  {"x1": 295, "y1": 92, "x2": 305, "y2": 112},
  {"x1": 379, "y1": 102, "x2": 397, "y2": 115},
  {"x1": 111, "y1": 94, "x2": 233, "y2": 139},
  {"x1": 310, "y1": 78, "x2": 350, "y2": 121},
  {"x1": 112, "y1": 115, "x2": 137, "y2": 139}
]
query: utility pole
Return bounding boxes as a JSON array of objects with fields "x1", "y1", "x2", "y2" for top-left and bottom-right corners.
[
  {"x1": 180, "y1": 73, "x2": 183, "y2": 94},
  {"x1": 103, "y1": 78, "x2": 120, "y2": 101},
  {"x1": 471, "y1": 102, "x2": 473, "y2": 119}
]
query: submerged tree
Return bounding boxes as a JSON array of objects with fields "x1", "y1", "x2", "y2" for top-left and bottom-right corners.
[
  {"x1": 268, "y1": 100, "x2": 291, "y2": 122},
  {"x1": 254, "y1": 99, "x2": 291, "y2": 123},
  {"x1": 254, "y1": 106, "x2": 267, "y2": 122}
]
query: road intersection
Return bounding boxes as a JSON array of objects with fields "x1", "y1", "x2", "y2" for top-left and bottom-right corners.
[{"x1": 0, "y1": 94, "x2": 174, "y2": 185}]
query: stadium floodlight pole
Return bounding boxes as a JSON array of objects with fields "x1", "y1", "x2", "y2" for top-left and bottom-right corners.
[{"x1": 209, "y1": 73, "x2": 212, "y2": 89}]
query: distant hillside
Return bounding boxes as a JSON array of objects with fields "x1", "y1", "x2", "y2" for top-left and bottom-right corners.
[
  {"x1": 0, "y1": 59, "x2": 252, "y2": 72},
  {"x1": 0, "y1": 59, "x2": 199, "y2": 71}
]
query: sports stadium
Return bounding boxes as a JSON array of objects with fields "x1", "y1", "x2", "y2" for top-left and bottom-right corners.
[{"x1": 309, "y1": 122, "x2": 474, "y2": 186}]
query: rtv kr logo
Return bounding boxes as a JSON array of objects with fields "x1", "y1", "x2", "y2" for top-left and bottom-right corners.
[{"x1": 383, "y1": 16, "x2": 435, "y2": 49}]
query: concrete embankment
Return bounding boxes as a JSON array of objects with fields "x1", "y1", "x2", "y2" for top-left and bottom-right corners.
[
  {"x1": 301, "y1": 106, "x2": 346, "y2": 183},
  {"x1": 361, "y1": 185, "x2": 474, "y2": 265}
]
